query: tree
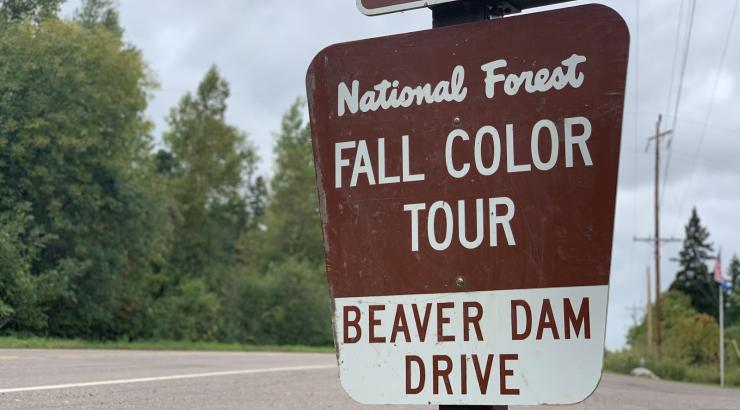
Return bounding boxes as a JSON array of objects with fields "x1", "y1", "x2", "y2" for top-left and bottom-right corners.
[
  {"x1": 74, "y1": 0, "x2": 122, "y2": 36},
  {"x1": 153, "y1": 66, "x2": 261, "y2": 340},
  {"x1": 730, "y1": 254, "x2": 740, "y2": 293},
  {"x1": 627, "y1": 291, "x2": 719, "y2": 365},
  {"x1": 0, "y1": 205, "x2": 46, "y2": 332},
  {"x1": 0, "y1": 0, "x2": 62, "y2": 23},
  {"x1": 161, "y1": 65, "x2": 259, "y2": 281},
  {"x1": 0, "y1": 10, "x2": 171, "y2": 338},
  {"x1": 231, "y1": 99, "x2": 331, "y2": 345},
  {"x1": 670, "y1": 208, "x2": 717, "y2": 319},
  {"x1": 241, "y1": 99, "x2": 324, "y2": 268},
  {"x1": 726, "y1": 255, "x2": 740, "y2": 325}
]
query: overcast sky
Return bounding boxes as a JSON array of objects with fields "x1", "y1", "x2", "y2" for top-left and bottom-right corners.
[{"x1": 62, "y1": 0, "x2": 740, "y2": 349}]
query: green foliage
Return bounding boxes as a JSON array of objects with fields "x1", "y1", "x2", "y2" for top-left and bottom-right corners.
[
  {"x1": 669, "y1": 313, "x2": 718, "y2": 365},
  {"x1": 0, "y1": 11, "x2": 172, "y2": 339},
  {"x1": 0, "y1": 336, "x2": 334, "y2": 353},
  {"x1": 151, "y1": 278, "x2": 221, "y2": 342},
  {"x1": 228, "y1": 99, "x2": 331, "y2": 346},
  {"x1": 727, "y1": 256, "x2": 740, "y2": 325},
  {"x1": 628, "y1": 291, "x2": 719, "y2": 365},
  {"x1": 0, "y1": 3, "x2": 332, "y2": 346},
  {"x1": 234, "y1": 258, "x2": 331, "y2": 346},
  {"x1": 730, "y1": 255, "x2": 740, "y2": 291},
  {"x1": 0, "y1": 0, "x2": 62, "y2": 23},
  {"x1": 670, "y1": 208, "x2": 718, "y2": 319},
  {"x1": 241, "y1": 98, "x2": 323, "y2": 268},
  {"x1": 0, "y1": 205, "x2": 45, "y2": 332},
  {"x1": 604, "y1": 349, "x2": 740, "y2": 387},
  {"x1": 726, "y1": 324, "x2": 740, "y2": 368},
  {"x1": 161, "y1": 65, "x2": 258, "y2": 281}
]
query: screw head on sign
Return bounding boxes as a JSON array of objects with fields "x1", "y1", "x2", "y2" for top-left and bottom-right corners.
[
  {"x1": 452, "y1": 116, "x2": 462, "y2": 127},
  {"x1": 455, "y1": 275, "x2": 465, "y2": 287}
]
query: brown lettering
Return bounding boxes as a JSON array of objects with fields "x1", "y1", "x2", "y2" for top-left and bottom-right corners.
[
  {"x1": 343, "y1": 305, "x2": 361, "y2": 343},
  {"x1": 412, "y1": 303, "x2": 432, "y2": 342},
  {"x1": 390, "y1": 304, "x2": 411, "y2": 343},
  {"x1": 460, "y1": 354, "x2": 468, "y2": 395},
  {"x1": 536, "y1": 299, "x2": 560, "y2": 340},
  {"x1": 499, "y1": 353, "x2": 520, "y2": 395},
  {"x1": 369, "y1": 304, "x2": 385, "y2": 343},
  {"x1": 463, "y1": 301, "x2": 484, "y2": 341},
  {"x1": 437, "y1": 302, "x2": 455, "y2": 342},
  {"x1": 564, "y1": 297, "x2": 591, "y2": 339},
  {"x1": 473, "y1": 354, "x2": 495, "y2": 394},
  {"x1": 511, "y1": 299, "x2": 532, "y2": 340},
  {"x1": 406, "y1": 355, "x2": 425, "y2": 394},
  {"x1": 432, "y1": 355, "x2": 453, "y2": 394}
]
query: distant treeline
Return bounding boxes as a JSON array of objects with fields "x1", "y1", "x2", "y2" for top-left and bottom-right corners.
[
  {"x1": 608, "y1": 209, "x2": 740, "y2": 386},
  {"x1": 0, "y1": 0, "x2": 331, "y2": 345}
]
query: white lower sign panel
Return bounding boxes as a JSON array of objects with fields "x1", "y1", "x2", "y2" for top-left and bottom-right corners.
[{"x1": 334, "y1": 285, "x2": 608, "y2": 405}]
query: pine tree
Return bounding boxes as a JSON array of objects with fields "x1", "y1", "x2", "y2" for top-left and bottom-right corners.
[
  {"x1": 726, "y1": 255, "x2": 740, "y2": 325},
  {"x1": 670, "y1": 208, "x2": 717, "y2": 319},
  {"x1": 730, "y1": 254, "x2": 740, "y2": 293}
]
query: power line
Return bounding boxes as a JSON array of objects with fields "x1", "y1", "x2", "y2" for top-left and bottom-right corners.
[
  {"x1": 661, "y1": 0, "x2": 697, "y2": 205},
  {"x1": 664, "y1": 0, "x2": 686, "y2": 116},
  {"x1": 678, "y1": 0, "x2": 739, "y2": 218}
]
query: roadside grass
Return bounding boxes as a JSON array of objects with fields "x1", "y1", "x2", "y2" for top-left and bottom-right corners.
[
  {"x1": 0, "y1": 336, "x2": 335, "y2": 354},
  {"x1": 604, "y1": 349, "x2": 740, "y2": 388}
]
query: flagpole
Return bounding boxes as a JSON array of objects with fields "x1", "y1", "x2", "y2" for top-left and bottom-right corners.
[{"x1": 719, "y1": 282, "x2": 724, "y2": 387}]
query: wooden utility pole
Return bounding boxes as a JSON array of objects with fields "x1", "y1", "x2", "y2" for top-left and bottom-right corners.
[
  {"x1": 634, "y1": 115, "x2": 679, "y2": 358},
  {"x1": 646, "y1": 266, "x2": 652, "y2": 355}
]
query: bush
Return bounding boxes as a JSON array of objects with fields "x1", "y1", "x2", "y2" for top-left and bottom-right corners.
[
  {"x1": 235, "y1": 258, "x2": 332, "y2": 346},
  {"x1": 603, "y1": 350, "x2": 642, "y2": 374},
  {"x1": 151, "y1": 278, "x2": 222, "y2": 341},
  {"x1": 604, "y1": 349, "x2": 740, "y2": 387}
]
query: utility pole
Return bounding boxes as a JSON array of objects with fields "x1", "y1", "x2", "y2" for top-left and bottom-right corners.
[
  {"x1": 634, "y1": 114, "x2": 680, "y2": 358},
  {"x1": 646, "y1": 266, "x2": 652, "y2": 355}
]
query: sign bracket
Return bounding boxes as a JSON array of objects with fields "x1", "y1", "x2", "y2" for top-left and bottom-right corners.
[{"x1": 431, "y1": 0, "x2": 509, "y2": 28}]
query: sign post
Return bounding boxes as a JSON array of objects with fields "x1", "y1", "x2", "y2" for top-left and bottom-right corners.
[{"x1": 307, "y1": 3, "x2": 629, "y2": 407}]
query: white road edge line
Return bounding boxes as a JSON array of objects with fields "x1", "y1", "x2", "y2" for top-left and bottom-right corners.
[{"x1": 0, "y1": 364, "x2": 337, "y2": 394}]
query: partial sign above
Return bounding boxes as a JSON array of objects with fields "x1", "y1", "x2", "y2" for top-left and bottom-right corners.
[
  {"x1": 357, "y1": 0, "x2": 457, "y2": 16},
  {"x1": 357, "y1": 0, "x2": 573, "y2": 16},
  {"x1": 307, "y1": 4, "x2": 629, "y2": 406}
]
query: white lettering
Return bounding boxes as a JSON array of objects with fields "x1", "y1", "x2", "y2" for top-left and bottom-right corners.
[{"x1": 445, "y1": 129, "x2": 470, "y2": 179}]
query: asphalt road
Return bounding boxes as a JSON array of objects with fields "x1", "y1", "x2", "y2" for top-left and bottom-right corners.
[{"x1": 1, "y1": 349, "x2": 739, "y2": 409}]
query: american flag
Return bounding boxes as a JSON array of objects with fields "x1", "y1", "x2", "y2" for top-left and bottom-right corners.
[{"x1": 714, "y1": 250, "x2": 731, "y2": 291}]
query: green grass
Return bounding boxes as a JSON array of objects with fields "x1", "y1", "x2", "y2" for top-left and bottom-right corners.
[
  {"x1": 0, "y1": 336, "x2": 335, "y2": 353},
  {"x1": 604, "y1": 349, "x2": 740, "y2": 388}
]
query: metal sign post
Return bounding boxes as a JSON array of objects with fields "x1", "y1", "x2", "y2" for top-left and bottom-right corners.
[{"x1": 307, "y1": 2, "x2": 629, "y2": 407}]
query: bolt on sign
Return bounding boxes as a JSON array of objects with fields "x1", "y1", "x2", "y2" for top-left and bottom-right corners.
[{"x1": 306, "y1": 4, "x2": 629, "y2": 406}]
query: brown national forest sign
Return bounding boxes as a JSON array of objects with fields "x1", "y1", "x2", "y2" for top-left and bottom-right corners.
[{"x1": 306, "y1": 4, "x2": 629, "y2": 406}]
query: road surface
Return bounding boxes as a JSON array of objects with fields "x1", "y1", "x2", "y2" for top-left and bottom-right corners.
[{"x1": 1, "y1": 349, "x2": 738, "y2": 409}]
